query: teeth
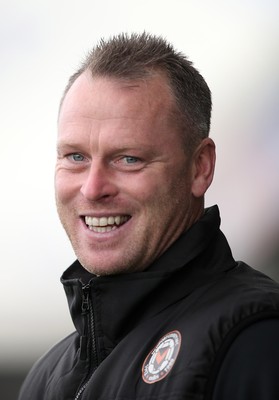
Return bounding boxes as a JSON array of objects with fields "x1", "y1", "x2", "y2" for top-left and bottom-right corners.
[
  {"x1": 99, "y1": 217, "x2": 107, "y2": 227},
  {"x1": 88, "y1": 225, "x2": 117, "y2": 233},
  {"x1": 85, "y1": 215, "x2": 129, "y2": 228},
  {"x1": 115, "y1": 216, "x2": 121, "y2": 225},
  {"x1": 108, "y1": 216, "x2": 115, "y2": 225}
]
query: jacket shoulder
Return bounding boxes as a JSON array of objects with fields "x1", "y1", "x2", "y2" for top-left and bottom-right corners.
[
  {"x1": 168, "y1": 263, "x2": 279, "y2": 398},
  {"x1": 18, "y1": 332, "x2": 78, "y2": 400}
]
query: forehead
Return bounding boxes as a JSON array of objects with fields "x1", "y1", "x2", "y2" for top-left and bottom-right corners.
[
  {"x1": 59, "y1": 71, "x2": 176, "y2": 121},
  {"x1": 57, "y1": 71, "x2": 186, "y2": 155}
]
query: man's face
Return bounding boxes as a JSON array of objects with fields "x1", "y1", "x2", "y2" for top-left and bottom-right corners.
[{"x1": 55, "y1": 71, "x2": 199, "y2": 275}]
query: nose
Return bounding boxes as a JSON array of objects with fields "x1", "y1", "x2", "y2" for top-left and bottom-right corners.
[{"x1": 80, "y1": 160, "x2": 118, "y2": 201}]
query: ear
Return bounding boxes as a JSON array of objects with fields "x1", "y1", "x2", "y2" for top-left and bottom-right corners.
[{"x1": 191, "y1": 138, "x2": 216, "y2": 198}]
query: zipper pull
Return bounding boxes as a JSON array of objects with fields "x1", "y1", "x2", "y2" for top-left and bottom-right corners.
[{"x1": 81, "y1": 284, "x2": 90, "y2": 314}]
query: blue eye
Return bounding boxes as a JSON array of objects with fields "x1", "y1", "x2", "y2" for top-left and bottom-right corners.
[
  {"x1": 124, "y1": 156, "x2": 139, "y2": 164},
  {"x1": 114, "y1": 155, "x2": 143, "y2": 171},
  {"x1": 69, "y1": 153, "x2": 84, "y2": 162}
]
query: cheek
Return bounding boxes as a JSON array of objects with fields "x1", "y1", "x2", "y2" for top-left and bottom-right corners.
[
  {"x1": 127, "y1": 168, "x2": 182, "y2": 202},
  {"x1": 124, "y1": 176, "x2": 162, "y2": 203},
  {"x1": 55, "y1": 172, "x2": 80, "y2": 204},
  {"x1": 159, "y1": 171, "x2": 192, "y2": 209}
]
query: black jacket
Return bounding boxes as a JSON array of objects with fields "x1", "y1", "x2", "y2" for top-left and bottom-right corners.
[{"x1": 19, "y1": 206, "x2": 279, "y2": 399}]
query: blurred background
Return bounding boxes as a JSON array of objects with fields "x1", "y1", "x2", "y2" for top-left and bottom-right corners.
[{"x1": 1, "y1": 0, "x2": 278, "y2": 398}]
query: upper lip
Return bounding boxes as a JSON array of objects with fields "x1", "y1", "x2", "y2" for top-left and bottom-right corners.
[{"x1": 80, "y1": 212, "x2": 131, "y2": 218}]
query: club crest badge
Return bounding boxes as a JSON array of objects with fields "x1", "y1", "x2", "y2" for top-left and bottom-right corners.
[{"x1": 142, "y1": 330, "x2": 182, "y2": 384}]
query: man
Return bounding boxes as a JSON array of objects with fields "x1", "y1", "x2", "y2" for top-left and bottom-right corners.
[{"x1": 19, "y1": 33, "x2": 279, "y2": 399}]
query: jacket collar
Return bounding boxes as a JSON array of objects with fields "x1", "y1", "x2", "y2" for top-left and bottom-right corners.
[{"x1": 61, "y1": 205, "x2": 236, "y2": 357}]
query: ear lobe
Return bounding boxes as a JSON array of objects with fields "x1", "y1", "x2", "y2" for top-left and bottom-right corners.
[{"x1": 191, "y1": 138, "x2": 216, "y2": 198}]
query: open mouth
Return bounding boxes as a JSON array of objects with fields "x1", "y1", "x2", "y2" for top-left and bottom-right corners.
[{"x1": 84, "y1": 215, "x2": 130, "y2": 233}]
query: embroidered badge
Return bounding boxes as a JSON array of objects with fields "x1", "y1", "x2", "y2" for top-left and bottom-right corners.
[{"x1": 142, "y1": 330, "x2": 181, "y2": 384}]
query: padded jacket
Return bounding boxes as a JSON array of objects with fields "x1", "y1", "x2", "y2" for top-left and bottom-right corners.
[{"x1": 18, "y1": 206, "x2": 279, "y2": 399}]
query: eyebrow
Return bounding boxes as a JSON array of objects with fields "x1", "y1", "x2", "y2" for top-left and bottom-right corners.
[
  {"x1": 56, "y1": 141, "x2": 79, "y2": 149},
  {"x1": 56, "y1": 141, "x2": 89, "y2": 157}
]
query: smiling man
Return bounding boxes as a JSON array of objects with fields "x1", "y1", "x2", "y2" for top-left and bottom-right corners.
[
  {"x1": 19, "y1": 33, "x2": 279, "y2": 400},
  {"x1": 55, "y1": 71, "x2": 211, "y2": 276}
]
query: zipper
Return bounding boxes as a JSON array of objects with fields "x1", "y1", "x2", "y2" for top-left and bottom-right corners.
[{"x1": 74, "y1": 283, "x2": 99, "y2": 400}]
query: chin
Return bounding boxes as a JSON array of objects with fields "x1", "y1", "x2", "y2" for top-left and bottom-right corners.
[
  {"x1": 79, "y1": 256, "x2": 143, "y2": 276},
  {"x1": 83, "y1": 264, "x2": 130, "y2": 276}
]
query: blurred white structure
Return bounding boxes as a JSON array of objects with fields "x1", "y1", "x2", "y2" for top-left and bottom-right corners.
[{"x1": 1, "y1": 0, "x2": 278, "y2": 368}]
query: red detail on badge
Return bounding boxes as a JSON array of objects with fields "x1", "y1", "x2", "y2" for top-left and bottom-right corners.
[
  {"x1": 155, "y1": 348, "x2": 168, "y2": 365},
  {"x1": 142, "y1": 330, "x2": 182, "y2": 384}
]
